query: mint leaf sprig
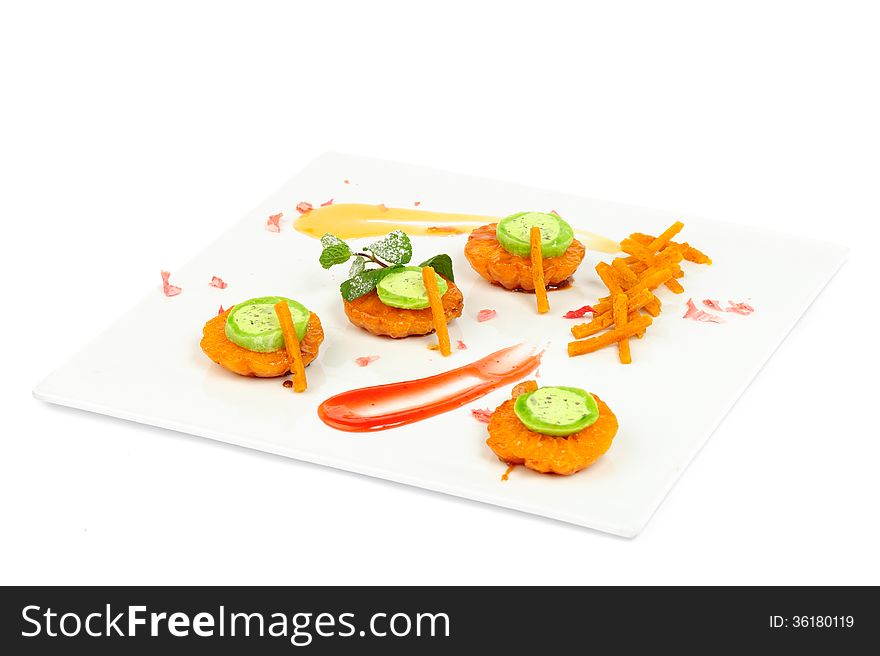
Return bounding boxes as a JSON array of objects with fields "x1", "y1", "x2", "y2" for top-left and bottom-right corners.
[
  {"x1": 319, "y1": 231, "x2": 408, "y2": 270},
  {"x1": 318, "y1": 230, "x2": 455, "y2": 302}
]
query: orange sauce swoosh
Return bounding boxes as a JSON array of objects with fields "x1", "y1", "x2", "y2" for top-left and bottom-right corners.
[{"x1": 294, "y1": 203, "x2": 620, "y2": 254}]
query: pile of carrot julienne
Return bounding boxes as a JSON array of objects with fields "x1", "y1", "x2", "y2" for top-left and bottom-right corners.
[{"x1": 567, "y1": 221, "x2": 712, "y2": 363}]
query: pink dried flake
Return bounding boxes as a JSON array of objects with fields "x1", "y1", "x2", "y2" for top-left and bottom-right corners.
[
  {"x1": 477, "y1": 309, "x2": 497, "y2": 322},
  {"x1": 344, "y1": 179, "x2": 350, "y2": 184},
  {"x1": 218, "y1": 305, "x2": 225, "y2": 315},
  {"x1": 266, "y1": 213, "x2": 282, "y2": 232},
  {"x1": 296, "y1": 202, "x2": 313, "y2": 214},
  {"x1": 704, "y1": 298, "x2": 755, "y2": 315},
  {"x1": 550, "y1": 210, "x2": 559, "y2": 216},
  {"x1": 209, "y1": 276, "x2": 228, "y2": 289},
  {"x1": 414, "y1": 201, "x2": 421, "y2": 207},
  {"x1": 471, "y1": 408, "x2": 493, "y2": 424},
  {"x1": 456, "y1": 340, "x2": 468, "y2": 350},
  {"x1": 725, "y1": 300, "x2": 755, "y2": 315},
  {"x1": 563, "y1": 305, "x2": 595, "y2": 319},
  {"x1": 160, "y1": 270, "x2": 182, "y2": 297},
  {"x1": 355, "y1": 355, "x2": 380, "y2": 367},
  {"x1": 683, "y1": 298, "x2": 723, "y2": 323},
  {"x1": 321, "y1": 198, "x2": 334, "y2": 207}
]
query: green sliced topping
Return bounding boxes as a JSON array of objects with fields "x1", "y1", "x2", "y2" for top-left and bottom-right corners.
[
  {"x1": 376, "y1": 266, "x2": 448, "y2": 309},
  {"x1": 225, "y1": 297, "x2": 310, "y2": 353},
  {"x1": 418, "y1": 253, "x2": 455, "y2": 283},
  {"x1": 496, "y1": 211, "x2": 574, "y2": 258},
  {"x1": 340, "y1": 265, "x2": 403, "y2": 302},
  {"x1": 513, "y1": 386, "x2": 599, "y2": 437},
  {"x1": 365, "y1": 230, "x2": 412, "y2": 265}
]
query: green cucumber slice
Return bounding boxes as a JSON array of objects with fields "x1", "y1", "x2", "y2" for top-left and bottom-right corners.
[
  {"x1": 513, "y1": 386, "x2": 599, "y2": 437},
  {"x1": 496, "y1": 211, "x2": 575, "y2": 258},
  {"x1": 376, "y1": 266, "x2": 449, "y2": 310},
  {"x1": 225, "y1": 296, "x2": 310, "y2": 353}
]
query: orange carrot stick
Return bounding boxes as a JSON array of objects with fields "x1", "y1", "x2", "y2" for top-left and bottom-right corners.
[
  {"x1": 620, "y1": 239, "x2": 658, "y2": 266},
  {"x1": 629, "y1": 260, "x2": 685, "y2": 296},
  {"x1": 622, "y1": 222, "x2": 685, "y2": 262},
  {"x1": 274, "y1": 301, "x2": 307, "y2": 392},
  {"x1": 422, "y1": 266, "x2": 451, "y2": 356},
  {"x1": 647, "y1": 221, "x2": 684, "y2": 251},
  {"x1": 664, "y1": 278, "x2": 685, "y2": 294},
  {"x1": 568, "y1": 315, "x2": 653, "y2": 357},
  {"x1": 530, "y1": 227, "x2": 549, "y2": 314},
  {"x1": 595, "y1": 262, "x2": 623, "y2": 295},
  {"x1": 590, "y1": 267, "x2": 671, "y2": 317},
  {"x1": 571, "y1": 309, "x2": 642, "y2": 340},
  {"x1": 643, "y1": 297, "x2": 662, "y2": 317},
  {"x1": 571, "y1": 289, "x2": 654, "y2": 338},
  {"x1": 612, "y1": 293, "x2": 632, "y2": 364},
  {"x1": 632, "y1": 267, "x2": 675, "y2": 316},
  {"x1": 591, "y1": 288, "x2": 659, "y2": 316},
  {"x1": 629, "y1": 233, "x2": 711, "y2": 265},
  {"x1": 612, "y1": 257, "x2": 639, "y2": 285},
  {"x1": 629, "y1": 266, "x2": 676, "y2": 294}
]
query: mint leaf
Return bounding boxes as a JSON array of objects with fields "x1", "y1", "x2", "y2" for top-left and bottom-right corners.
[
  {"x1": 365, "y1": 230, "x2": 412, "y2": 265},
  {"x1": 419, "y1": 254, "x2": 454, "y2": 282},
  {"x1": 319, "y1": 233, "x2": 352, "y2": 269},
  {"x1": 349, "y1": 255, "x2": 366, "y2": 277},
  {"x1": 320, "y1": 243, "x2": 352, "y2": 269},
  {"x1": 340, "y1": 269, "x2": 382, "y2": 301},
  {"x1": 340, "y1": 265, "x2": 403, "y2": 301},
  {"x1": 320, "y1": 233, "x2": 348, "y2": 249}
]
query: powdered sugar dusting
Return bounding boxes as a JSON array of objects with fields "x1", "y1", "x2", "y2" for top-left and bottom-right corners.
[
  {"x1": 366, "y1": 230, "x2": 410, "y2": 264},
  {"x1": 320, "y1": 233, "x2": 346, "y2": 248},
  {"x1": 345, "y1": 272, "x2": 380, "y2": 299}
]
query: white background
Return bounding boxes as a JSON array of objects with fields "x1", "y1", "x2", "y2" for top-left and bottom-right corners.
[{"x1": 1, "y1": 1, "x2": 877, "y2": 585}]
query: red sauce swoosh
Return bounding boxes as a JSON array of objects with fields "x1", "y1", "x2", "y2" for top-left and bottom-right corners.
[{"x1": 318, "y1": 343, "x2": 543, "y2": 432}]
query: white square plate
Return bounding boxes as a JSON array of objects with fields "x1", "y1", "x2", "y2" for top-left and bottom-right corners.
[{"x1": 34, "y1": 153, "x2": 847, "y2": 536}]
